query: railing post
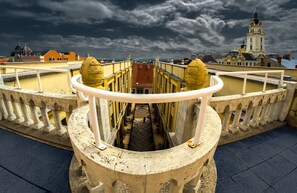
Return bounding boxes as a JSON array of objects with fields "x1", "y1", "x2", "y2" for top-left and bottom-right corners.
[
  {"x1": 3, "y1": 96, "x2": 16, "y2": 121},
  {"x1": 221, "y1": 106, "x2": 231, "y2": 136},
  {"x1": 40, "y1": 103, "x2": 55, "y2": 132},
  {"x1": 11, "y1": 99, "x2": 24, "y2": 124},
  {"x1": 239, "y1": 104, "x2": 253, "y2": 131},
  {"x1": 250, "y1": 103, "x2": 262, "y2": 128},
  {"x1": 263, "y1": 73, "x2": 268, "y2": 92},
  {"x1": 267, "y1": 103, "x2": 276, "y2": 123},
  {"x1": 0, "y1": 98, "x2": 9, "y2": 120},
  {"x1": 242, "y1": 74, "x2": 247, "y2": 94},
  {"x1": 52, "y1": 108, "x2": 67, "y2": 136},
  {"x1": 189, "y1": 96, "x2": 209, "y2": 148},
  {"x1": 36, "y1": 70, "x2": 43, "y2": 92},
  {"x1": 28, "y1": 102, "x2": 44, "y2": 130},
  {"x1": 259, "y1": 102, "x2": 269, "y2": 125},
  {"x1": 15, "y1": 69, "x2": 21, "y2": 89},
  {"x1": 89, "y1": 95, "x2": 107, "y2": 150},
  {"x1": 20, "y1": 101, "x2": 34, "y2": 127},
  {"x1": 229, "y1": 104, "x2": 242, "y2": 134}
]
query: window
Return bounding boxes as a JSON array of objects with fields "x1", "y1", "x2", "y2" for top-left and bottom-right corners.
[{"x1": 250, "y1": 45, "x2": 252, "y2": 50}]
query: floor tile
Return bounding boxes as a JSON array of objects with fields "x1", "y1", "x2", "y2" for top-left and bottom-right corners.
[
  {"x1": 251, "y1": 162, "x2": 284, "y2": 186},
  {"x1": 280, "y1": 149, "x2": 297, "y2": 166},
  {"x1": 288, "y1": 168, "x2": 297, "y2": 183},
  {"x1": 232, "y1": 170, "x2": 269, "y2": 193},
  {"x1": 273, "y1": 177, "x2": 297, "y2": 193},
  {"x1": 234, "y1": 148, "x2": 264, "y2": 168},
  {"x1": 267, "y1": 155, "x2": 296, "y2": 176}
]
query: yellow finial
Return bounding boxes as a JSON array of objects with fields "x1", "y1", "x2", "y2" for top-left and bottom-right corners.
[
  {"x1": 80, "y1": 57, "x2": 104, "y2": 88},
  {"x1": 184, "y1": 59, "x2": 208, "y2": 91}
]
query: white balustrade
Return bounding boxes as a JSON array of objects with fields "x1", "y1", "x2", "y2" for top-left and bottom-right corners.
[
  {"x1": 0, "y1": 65, "x2": 76, "y2": 93},
  {"x1": 216, "y1": 70, "x2": 284, "y2": 94}
]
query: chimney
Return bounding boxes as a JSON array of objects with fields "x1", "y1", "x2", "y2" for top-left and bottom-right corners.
[{"x1": 276, "y1": 56, "x2": 282, "y2": 64}]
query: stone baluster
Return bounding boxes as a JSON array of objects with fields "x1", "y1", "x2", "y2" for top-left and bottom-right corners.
[
  {"x1": 52, "y1": 104, "x2": 67, "y2": 136},
  {"x1": 229, "y1": 104, "x2": 242, "y2": 134},
  {"x1": 250, "y1": 102, "x2": 263, "y2": 128},
  {"x1": 267, "y1": 102, "x2": 276, "y2": 123},
  {"x1": 169, "y1": 182, "x2": 185, "y2": 193},
  {"x1": 221, "y1": 106, "x2": 231, "y2": 136},
  {"x1": 259, "y1": 101, "x2": 270, "y2": 125},
  {"x1": 3, "y1": 96, "x2": 16, "y2": 121},
  {"x1": 239, "y1": 103, "x2": 253, "y2": 131},
  {"x1": 28, "y1": 101, "x2": 44, "y2": 130},
  {"x1": 0, "y1": 98, "x2": 8, "y2": 120},
  {"x1": 11, "y1": 98, "x2": 24, "y2": 124},
  {"x1": 19, "y1": 99, "x2": 34, "y2": 127},
  {"x1": 185, "y1": 173, "x2": 203, "y2": 193},
  {"x1": 273, "y1": 101, "x2": 282, "y2": 121},
  {"x1": 82, "y1": 165, "x2": 103, "y2": 193},
  {"x1": 40, "y1": 103, "x2": 55, "y2": 132}
]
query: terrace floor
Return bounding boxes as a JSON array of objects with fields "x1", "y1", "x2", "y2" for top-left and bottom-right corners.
[
  {"x1": 0, "y1": 125, "x2": 296, "y2": 193},
  {"x1": 214, "y1": 125, "x2": 297, "y2": 193},
  {"x1": 0, "y1": 128, "x2": 73, "y2": 193}
]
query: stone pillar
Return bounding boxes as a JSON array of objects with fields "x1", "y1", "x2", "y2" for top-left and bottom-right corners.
[
  {"x1": 52, "y1": 108, "x2": 67, "y2": 136},
  {"x1": 239, "y1": 104, "x2": 253, "y2": 131},
  {"x1": 28, "y1": 101, "x2": 44, "y2": 130},
  {"x1": 259, "y1": 102, "x2": 270, "y2": 125},
  {"x1": 250, "y1": 103, "x2": 262, "y2": 128},
  {"x1": 0, "y1": 99, "x2": 8, "y2": 120},
  {"x1": 11, "y1": 99, "x2": 24, "y2": 124},
  {"x1": 221, "y1": 106, "x2": 231, "y2": 136},
  {"x1": 229, "y1": 104, "x2": 242, "y2": 134},
  {"x1": 40, "y1": 103, "x2": 55, "y2": 132},
  {"x1": 20, "y1": 100, "x2": 34, "y2": 127},
  {"x1": 3, "y1": 96, "x2": 16, "y2": 121},
  {"x1": 278, "y1": 82, "x2": 297, "y2": 121}
]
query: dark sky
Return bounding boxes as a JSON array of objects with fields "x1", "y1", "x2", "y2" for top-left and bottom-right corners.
[{"x1": 0, "y1": 0, "x2": 297, "y2": 59}]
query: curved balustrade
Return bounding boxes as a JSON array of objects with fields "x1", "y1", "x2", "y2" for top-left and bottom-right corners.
[
  {"x1": 69, "y1": 103, "x2": 222, "y2": 193},
  {"x1": 71, "y1": 74, "x2": 223, "y2": 149},
  {"x1": 69, "y1": 73, "x2": 223, "y2": 193}
]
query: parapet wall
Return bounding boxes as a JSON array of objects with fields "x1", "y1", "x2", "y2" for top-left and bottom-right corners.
[{"x1": 68, "y1": 104, "x2": 222, "y2": 193}]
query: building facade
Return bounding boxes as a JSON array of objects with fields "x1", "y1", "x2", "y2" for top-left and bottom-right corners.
[{"x1": 131, "y1": 62, "x2": 154, "y2": 94}]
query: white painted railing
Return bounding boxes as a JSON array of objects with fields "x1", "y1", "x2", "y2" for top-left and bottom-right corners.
[
  {"x1": 216, "y1": 70, "x2": 284, "y2": 94},
  {"x1": 0, "y1": 65, "x2": 76, "y2": 93},
  {"x1": 71, "y1": 74, "x2": 223, "y2": 149}
]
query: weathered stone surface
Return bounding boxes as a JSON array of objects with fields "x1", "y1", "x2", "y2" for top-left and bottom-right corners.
[{"x1": 68, "y1": 105, "x2": 221, "y2": 192}]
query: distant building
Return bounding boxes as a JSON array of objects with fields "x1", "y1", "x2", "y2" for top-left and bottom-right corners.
[
  {"x1": 222, "y1": 11, "x2": 266, "y2": 66},
  {"x1": 132, "y1": 62, "x2": 154, "y2": 94},
  {"x1": 0, "y1": 56, "x2": 9, "y2": 62},
  {"x1": 223, "y1": 42, "x2": 257, "y2": 66},
  {"x1": 200, "y1": 54, "x2": 218, "y2": 64},
  {"x1": 256, "y1": 54, "x2": 297, "y2": 69},
  {"x1": 246, "y1": 11, "x2": 266, "y2": 58},
  {"x1": 10, "y1": 42, "x2": 84, "y2": 62}
]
